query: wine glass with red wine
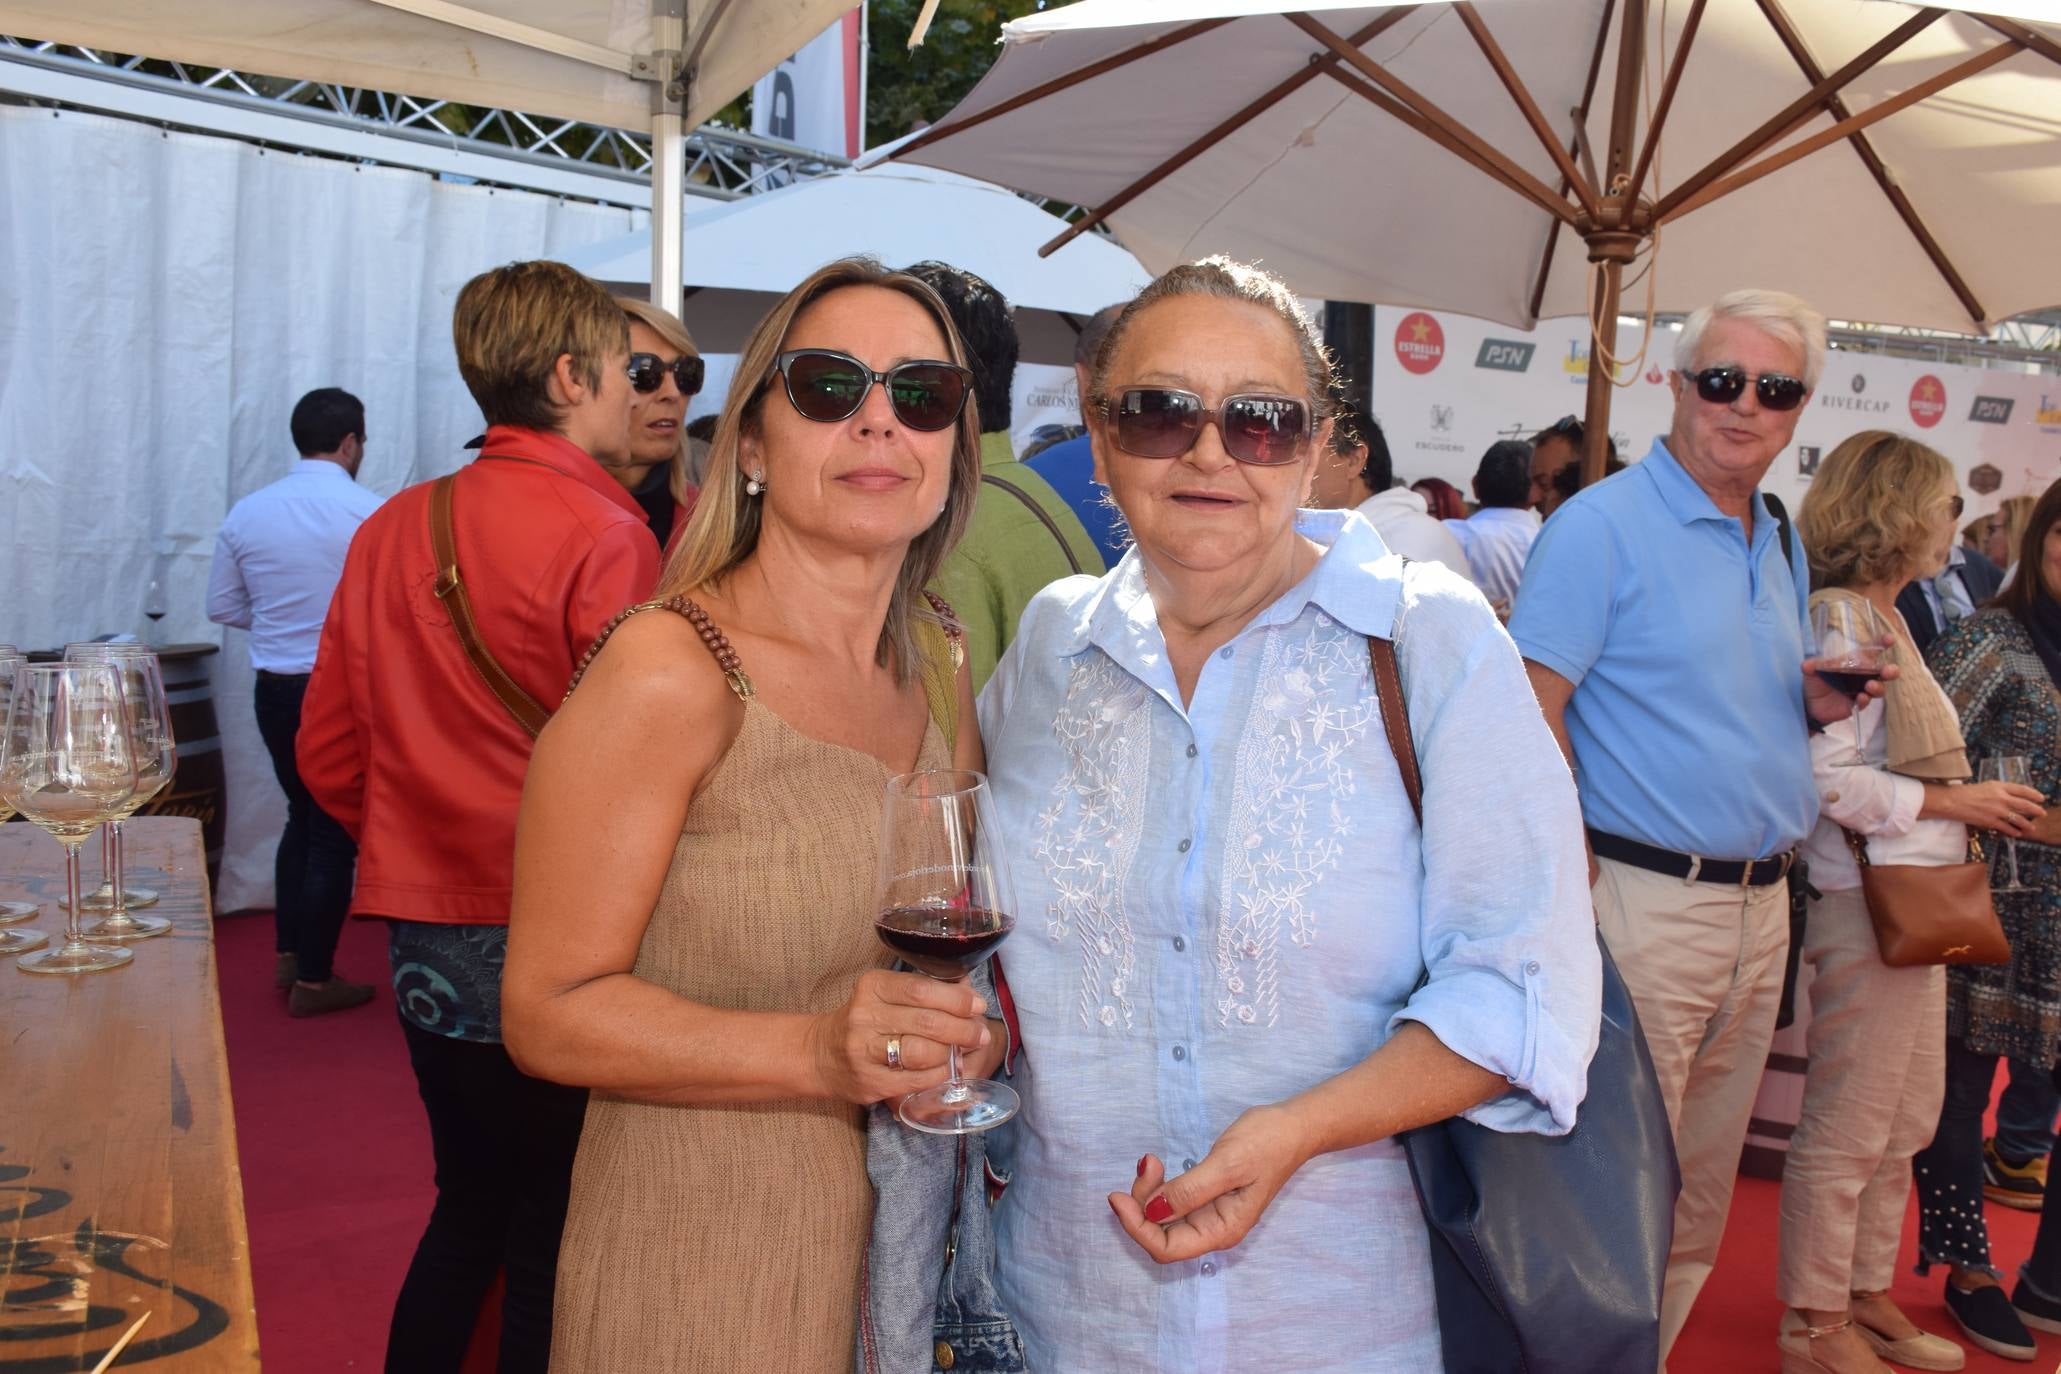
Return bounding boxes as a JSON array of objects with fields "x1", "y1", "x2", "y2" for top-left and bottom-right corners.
[
  {"x1": 874, "y1": 768, "x2": 1018, "y2": 1135},
  {"x1": 1809, "y1": 599, "x2": 1887, "y2": 752}
]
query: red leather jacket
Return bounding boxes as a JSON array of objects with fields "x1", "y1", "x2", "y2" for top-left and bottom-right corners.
[{"x1": 298, "y1": 425, "x2": 660, "y2": 924}]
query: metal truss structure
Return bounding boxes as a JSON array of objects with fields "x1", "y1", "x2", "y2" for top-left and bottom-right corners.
[{"x1": 0, "y1": 35, "x2": 850, "y2": 207}]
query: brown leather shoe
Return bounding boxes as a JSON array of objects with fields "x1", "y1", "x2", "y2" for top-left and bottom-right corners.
[
  {"x1": 288, "y1": 976, "x2": 375, "y2": 1018},
  {"x1": 274, "y1": 952, "x2": 298, "y2": 990}
]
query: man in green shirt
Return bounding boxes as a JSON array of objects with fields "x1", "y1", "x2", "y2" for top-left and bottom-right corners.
[{"x1": 908, "y1": 262, "x2": 1106, "y2": 692}]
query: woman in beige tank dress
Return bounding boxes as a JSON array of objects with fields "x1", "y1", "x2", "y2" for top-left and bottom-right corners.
[{"x1": 501, "y1": 260, "x2": 1004, "y2": 1372}]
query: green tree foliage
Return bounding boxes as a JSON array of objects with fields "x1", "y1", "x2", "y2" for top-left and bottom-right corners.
[{"x1": 865, "y1": 0, "x2": 1044, "y2": 148}]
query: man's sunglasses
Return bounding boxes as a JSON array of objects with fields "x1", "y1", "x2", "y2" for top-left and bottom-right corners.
[
  {"x1": 1105, "y1": 387, "x2": 1311, "y2": 466},
  {"x1": 628, "y1": 352, "x2": 706, "y2": 397},
  {"x1": 772, "y1": 349, "x2": 971, "y2": 432},
  {"x1": 1685, "y1": 365, "x2": 1808, "y2": 412}
]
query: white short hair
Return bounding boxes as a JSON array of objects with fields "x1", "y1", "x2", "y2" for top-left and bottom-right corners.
[{"x1": 1675, "y1": 288, "x2": 1828, "y2": 391}]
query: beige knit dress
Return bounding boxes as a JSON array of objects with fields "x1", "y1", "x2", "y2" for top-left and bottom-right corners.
[{"x1": 550, "y1": 606, "x2": 947, "y2": 1373}]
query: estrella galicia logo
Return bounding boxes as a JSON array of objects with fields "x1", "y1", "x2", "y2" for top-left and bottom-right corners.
[
  {"x1": 1970, "y1": 396, "x2": 2015, "y2": 425},
  {"x1": 1474, "y1": 338, "x2": 1535, "y2": 373}
]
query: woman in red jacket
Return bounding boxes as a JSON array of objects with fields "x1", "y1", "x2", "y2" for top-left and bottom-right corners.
[{"x1": 298, "y1": 259, "x2": 658, "y2": 1374}]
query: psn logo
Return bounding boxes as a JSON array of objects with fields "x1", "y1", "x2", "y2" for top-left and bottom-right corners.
[{"x1": 1430, "y1": 405, "x2": 1454, "y2": 433}]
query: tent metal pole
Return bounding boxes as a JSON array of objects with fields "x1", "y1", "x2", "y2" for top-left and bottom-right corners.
[{"x1": 649, "y1": 0, "x2": 687, "y2": 310}]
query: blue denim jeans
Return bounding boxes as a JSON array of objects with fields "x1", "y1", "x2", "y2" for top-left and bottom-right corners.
[{"x1": 1994, "y1": 1057, "x2": 2061, "y2": 1166}]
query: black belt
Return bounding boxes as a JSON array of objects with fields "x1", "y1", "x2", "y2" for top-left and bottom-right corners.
[
  {"x1": 255, "y1": 669, "x2": 312, "y2": 681},
  {"x1": 1588, "y1": 828, "x2": 1795, "y2": 887}
]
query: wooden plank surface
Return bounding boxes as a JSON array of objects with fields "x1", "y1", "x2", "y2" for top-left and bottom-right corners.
[{"x1": 0, "y1": 817, "x2": 260, "y2": 1371}]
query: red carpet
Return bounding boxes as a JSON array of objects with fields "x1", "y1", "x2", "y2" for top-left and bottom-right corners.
[{"x1": 216, "y1": 909, "x2": 2055, "y2": 1371}]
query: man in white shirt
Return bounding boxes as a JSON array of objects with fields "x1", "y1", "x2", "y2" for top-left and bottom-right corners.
[
  {"x1": 1307, "y1": 405, "x2": 1473, "y2": 583},
  {"x1": 206, "y1": 388, "x2": 384, "y2": 1015},
  {"x1": 1444, "y1": 440, "x2": 1541, "y2": 608}
]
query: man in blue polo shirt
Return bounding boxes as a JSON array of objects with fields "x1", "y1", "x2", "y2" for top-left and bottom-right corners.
[{"x1": 1512, "y1": 289, "x2": 1869, "y2": 1365}]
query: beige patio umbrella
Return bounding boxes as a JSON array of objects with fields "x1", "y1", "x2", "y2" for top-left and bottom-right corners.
[
  {"x1": 893, "y1": 0, "x2": 2061, "y2": 479},
  {"x1": 0, "y1": 0, "x2": 859, "y2": 310}
]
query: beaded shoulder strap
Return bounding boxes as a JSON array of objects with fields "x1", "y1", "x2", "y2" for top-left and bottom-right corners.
[{"x1": 563, "y1": 596, "x2": 755, "y2": 705}]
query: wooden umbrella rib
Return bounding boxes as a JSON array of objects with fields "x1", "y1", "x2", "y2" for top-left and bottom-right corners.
[
  {"x1": 1625, "y1": 0, "x2": 1708, "y2": 203},
  {"x1": 1321, "y1": 67, "x2": 1562, "y2": 215},
  {"x1": 1658, "y1": 38, "x2": 2023, "y2": 225},
  {"x1": 1755, "y1": 0, "x2": 1985, "y2": 326},
  {"x1": 1037, "y1": 10, "x2": 1416, "y2": 257},
  {"x1": 1652, "y1": 8, "x2": 1944, "y2": 221},
  {"x1": 1530, "y1": 0, "x2": 1618, "y2": 323},
  {"x1": 1454, "y1": 3, "x2": 1600, "y2": 218},
  {"x1": 1287, "y1": 12, "x2": 1580, "y2": 227},
  {"x1": 1977, "y1": 15, "x2": 2061, "y2": 70},
  {"x1": 893, "y1": 18, "x2": 1234, "y2": 161}
]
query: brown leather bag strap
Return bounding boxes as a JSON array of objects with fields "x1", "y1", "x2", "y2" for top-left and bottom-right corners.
[
  {"x1": 982, "y1": 472, "x2": 1085, "y2": 575},
  {"x1": 1369, "y1": 635, "x2": 1421, "y2": 826},
  {"x1": 430, "y1": 473, "x2": 551, "y2": 738}
]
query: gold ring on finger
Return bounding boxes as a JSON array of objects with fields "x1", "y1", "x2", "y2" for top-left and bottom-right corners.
[{"x1": 885, "y1": 1035, "x2": 904, "y2": 1070}]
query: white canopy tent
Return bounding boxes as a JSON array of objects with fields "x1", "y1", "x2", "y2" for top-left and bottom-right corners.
[
  {"x1": 0, "y1": 0, "x2": 860, "y2": 306},
  {"x1": 558, "y1": 163, "x2": 1157, "y2": 363}
]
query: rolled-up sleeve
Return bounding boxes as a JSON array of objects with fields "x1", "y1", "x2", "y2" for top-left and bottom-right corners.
[
  {"x1": 1812, "y1": 703, "x2": 1924, "y2": 838},
  {"x1": 1387, "y1": 575, "x2": 1603, "y2": 1135}
]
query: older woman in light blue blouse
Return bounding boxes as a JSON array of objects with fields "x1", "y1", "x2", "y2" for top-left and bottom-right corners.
[{"x1": 975, "y1": 258, "x2": 1603, "y2": 1372}]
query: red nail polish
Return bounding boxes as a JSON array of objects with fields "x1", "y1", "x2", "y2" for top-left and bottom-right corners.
[
  {"x1": 1137, "y1": 1155, "x2": 1149, "y2": 1178},
  {"x1": 1144, "y1": 1196, "x2": 1174, "y2": 1224}
]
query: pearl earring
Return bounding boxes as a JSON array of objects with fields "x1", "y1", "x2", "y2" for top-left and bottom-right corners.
[{"x1": 745, "y1": 474, "x2": 765, "y2": 496}]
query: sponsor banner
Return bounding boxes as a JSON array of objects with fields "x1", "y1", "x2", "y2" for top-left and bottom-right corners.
[
  {"x1": 1370, "y1": 306, "x2": 2060, "y2": 518},
  {"x1": 1474, "y1": 338, "x2": 1535, "y2": 373},
  {"x1": 751, "y1": 13, "x2": 862, "y2": 169},
  {"x1": 1909, "y1": 375, "x2": 1946, "y2": 429},
  {"x1": 1394, "y1": 312, "x2": 1445, "y2": 375}
]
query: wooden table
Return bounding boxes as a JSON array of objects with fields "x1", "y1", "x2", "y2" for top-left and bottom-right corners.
[{"x1": 0, "y1": 817, "x2": 260, "y2": 1371}]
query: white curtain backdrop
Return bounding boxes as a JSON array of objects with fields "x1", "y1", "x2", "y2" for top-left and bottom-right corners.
[{"x1": 0, "y1": 106, "x2": 648, "y2": 911}]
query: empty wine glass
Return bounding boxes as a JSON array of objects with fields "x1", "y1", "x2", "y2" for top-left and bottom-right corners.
[
  {"x1": 874, "y1": 769, "x2": 1018, "y2": 1135},
  {"x1": 0, "y1": 648, "x2": 51, "y2": 956},
  {"x1": 63, "y1": 643, "x2": 161, "y2": 912},
  {"x1": 69, "y1": 645, "x2": 176, "y2": 942},
  {"x1": 2, "y1": 663, "x2": 138, "y2": 974},
  {"x1": 1809, "y1": 599, "x2": 1887, "y2": 753},
  {"x1": 1980, "y1": 755, "x2": 2039, "y2": 896}
]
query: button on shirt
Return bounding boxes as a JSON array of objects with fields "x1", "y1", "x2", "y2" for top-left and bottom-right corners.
[
  {"x1": 1510, "y1": 437, "x2": 1816, "y2": 858},
  {"x1": 206, "y1": 459, "x2": 384, "y2": 672},
  {"x1": 1442, "y1": 504, "x2": 1538, "y2": 605},
  {"x1": 977, "y1": 508, "x2": 1601, "y2": 1374}
]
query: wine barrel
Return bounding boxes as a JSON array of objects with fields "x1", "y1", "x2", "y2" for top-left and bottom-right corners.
[{"x1": 143, "y1": 645, "x2": 226, "y2": 897}]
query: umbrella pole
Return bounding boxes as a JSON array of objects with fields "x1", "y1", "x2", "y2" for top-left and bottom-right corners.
[{"x1": 1582, "y1": 256, "x2": 1622, "y2": 484}]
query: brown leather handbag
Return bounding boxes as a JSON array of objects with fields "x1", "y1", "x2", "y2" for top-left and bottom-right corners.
[{"x1": 1841, "y1": 826, "x2": 2009, "y2": 966}]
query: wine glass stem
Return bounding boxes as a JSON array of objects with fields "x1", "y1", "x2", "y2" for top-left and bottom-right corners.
[
  {"x1": 942, "y1": 975, "x2": 971, "y2": 1105},
  {"x1": 62, "y1": 839, "x2": 87, "y2": 949},
  {"x1": 109, "y1": 820, "x2": 128, "y2": 917},
  {"x1": 99, "y1": 822, "x2": 115, "y2": 892},
  {"x1": 2008, "y1": 838, "x2": 2024, "y2": 888}
]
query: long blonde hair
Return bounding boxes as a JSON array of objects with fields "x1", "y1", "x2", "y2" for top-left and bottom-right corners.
[
  {"x1": 1797, "y1": 430, "x2": 1956, "y2": 589},
  {"x1": 657, "y1": 257, "x2": 982, "y2": 685},
  {"x1": 615, "y1": 295, "x2": 701, "y2": 507}
]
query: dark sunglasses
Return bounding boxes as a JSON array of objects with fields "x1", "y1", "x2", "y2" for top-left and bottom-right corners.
[
  {"x1": 627, "y1": 352, "x2": 706, "y2": 397},
  {"x1": 1105, "y1": 387, "x2": 1311, "y2": 466},
  {"x1": 772, "y1": 349, "x2": 971, "y2": 432},
  {"x1": 1543, "y1": 414, "x2": 1584, "y2": 441},
  {"x1": 1686, "y1": 365, "x2": 1808, "y2": 412}
]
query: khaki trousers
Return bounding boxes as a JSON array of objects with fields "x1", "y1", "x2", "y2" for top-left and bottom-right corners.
[
  {"x1": 1776, "y1": 886, "x2": 1945, "y2": 1310},
  {"x1": 1592, "y1": 854, "x2": 1790, "y2": 1366}
]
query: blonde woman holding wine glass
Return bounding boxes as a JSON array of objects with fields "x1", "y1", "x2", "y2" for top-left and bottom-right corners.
[
  {"x1": 0, "y1": 662, "x2": 138, "y2": 974},
  {"x1": 502, "y1": 258, "x2": 1005, "y2": 1372},
  {"x1": 1783, "y1": 433, "x2": 2041, "y2": 1372}
]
